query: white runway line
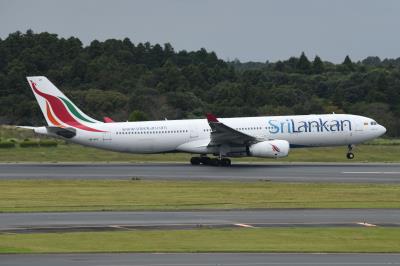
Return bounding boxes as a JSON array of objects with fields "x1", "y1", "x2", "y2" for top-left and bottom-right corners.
[
  {"x1": 342, "y1": 172, "x2": 400, "y2": 175},
  {"x1": 109, "y1": 225, "x2": 131, "y2": 230},
  {"x1": 234, "y1": 223, "x2": 255, "y2": 228},
  {"x1": 356, "y1": 222, "x2": 377, "y2": 227}
]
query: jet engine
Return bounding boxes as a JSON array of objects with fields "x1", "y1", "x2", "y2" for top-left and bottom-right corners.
[{"x1": 248, "y1": 140, "x2": 289, "y2": 158}]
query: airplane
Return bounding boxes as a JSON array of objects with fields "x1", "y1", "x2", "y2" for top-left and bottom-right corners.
[{"x1": 20, "y1": 76, "x2": 386, "y2": 166}]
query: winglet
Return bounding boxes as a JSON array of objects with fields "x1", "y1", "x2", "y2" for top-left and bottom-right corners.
[
  {"x1": 16, "y1": 126, "x2": 36, "y2": 130},
  {"x1": 206, "y1": 113, "x2": 219, "y2": 123},
  {"x1": 103, "y1": 116, "x2": 114, "y2": 123}
]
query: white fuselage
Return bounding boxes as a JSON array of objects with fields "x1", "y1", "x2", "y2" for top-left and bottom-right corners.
[{"x1": 42, "y1": 114, "x2": 385, "y2": 156}]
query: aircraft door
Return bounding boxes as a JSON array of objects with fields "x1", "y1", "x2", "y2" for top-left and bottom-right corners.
[
  {"x1": 346, "y1": 119, "x2": 363, "y2": 143},
  {"x1": 355, "y1": 120, "x2": 365, "y2": 132},
  {"x1": 190, "y1": 124, "x2": 199, "y2": 139},
  {"x1": 354, "y1": 120, "x2": 367, "y2": 139}
]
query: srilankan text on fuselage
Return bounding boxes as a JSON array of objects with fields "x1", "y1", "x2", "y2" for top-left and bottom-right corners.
[{"x1": 267, "y1": 117, "x2": 352, "y2": 134}]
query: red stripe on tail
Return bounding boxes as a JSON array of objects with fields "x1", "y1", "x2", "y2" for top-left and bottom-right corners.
[{"x1": 30, "y1": 81, "x2": 105, "y2": 132}]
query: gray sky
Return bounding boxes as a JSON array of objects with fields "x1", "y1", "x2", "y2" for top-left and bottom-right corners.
[{"x1": 1, "y1": 0, "x2": 399, "y2": 63}]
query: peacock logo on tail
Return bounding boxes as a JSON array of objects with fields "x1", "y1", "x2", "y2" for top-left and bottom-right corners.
[{"x1": 30, "y1": 80, "x2": 105, "y2": 132}]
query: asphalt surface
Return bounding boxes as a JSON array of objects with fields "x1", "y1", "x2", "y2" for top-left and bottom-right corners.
[
  {"x1": 1, "y1": 253, "x2": 400, "y2": 266},
  {"x1": 1, "y1": 162, "x2": 400, "y2": 182},
  {"x1": 1, "y1": 209, "x2": 399, "y2": 233},
  {"x1": 1, "y1": 163, "x2": 399, "y2": 264}
]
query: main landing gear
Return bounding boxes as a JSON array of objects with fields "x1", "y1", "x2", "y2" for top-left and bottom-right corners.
[
  {"x1": 190, "y1": 156, "x2": 231, "y2": 166},
  {"x1": 346, "y1": 144, "x2": 355, "y2": 159}
]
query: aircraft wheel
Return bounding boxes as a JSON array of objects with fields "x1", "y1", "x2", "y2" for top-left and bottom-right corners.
[
  {"x1": 210, "y1": 158, "x2": 221, "y2": 166},
  {"x1": 346, "y1": 152, "x2": 354, "y2": 159},
  {"x1": 220, "y1": 158, "x2": 231, "y2": 166},
  {"x1": 190, "y1": 157, "x2": 201, "y2": 165},
  {"x1": 200, "y1": 157, "x2": 211, "y2": 165}
]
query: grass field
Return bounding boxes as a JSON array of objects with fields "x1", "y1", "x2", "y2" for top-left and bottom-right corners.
[
  {"x1": 0, "y1": 143, "x2": 400, "y2": 162},
  {"x1": 1, "y1": 180, "x2": 399, "y2": 212},
  {"x1": 1, "y1": 227, "x2": 399, "y2": 253}
]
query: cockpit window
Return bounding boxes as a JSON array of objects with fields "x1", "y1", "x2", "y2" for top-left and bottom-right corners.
[{"x1": 370, "y1": 121, "x2": 377, "y2": 125}]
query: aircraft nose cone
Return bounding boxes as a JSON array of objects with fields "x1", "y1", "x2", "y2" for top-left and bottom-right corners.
[{"x1": 380, "y1": 125, "x2": 387, "y2": 135}]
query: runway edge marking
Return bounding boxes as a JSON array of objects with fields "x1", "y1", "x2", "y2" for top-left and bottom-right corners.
[
  {"x1": 234, "y1": 223, "x2": 256, "y2": 228},
  {"x1": 356, "y1": 222, "x2": 377, "y2": 227}
]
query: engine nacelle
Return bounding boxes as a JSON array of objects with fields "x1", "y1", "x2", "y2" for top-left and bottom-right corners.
[{"x1": 248, "y1": 140, "x2": 289, "y2": 158}]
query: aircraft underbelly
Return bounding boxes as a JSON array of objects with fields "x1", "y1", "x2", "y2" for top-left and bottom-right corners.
[{"x1": 285, "y1": 131, "x2": 350, "y2": 147}]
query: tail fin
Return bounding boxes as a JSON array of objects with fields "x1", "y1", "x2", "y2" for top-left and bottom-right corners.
[{"x1": 27, "y1": 76, "x2": 104, "y2": 132}]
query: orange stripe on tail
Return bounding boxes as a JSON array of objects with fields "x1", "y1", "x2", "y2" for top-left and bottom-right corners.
[{"x1": 46, "y1": 101, "x2": 63, "y2": 127}]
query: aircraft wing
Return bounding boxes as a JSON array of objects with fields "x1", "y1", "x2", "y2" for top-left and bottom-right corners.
[{"x1": 206, "y1": 113, "x2": 258, "y2": 145}]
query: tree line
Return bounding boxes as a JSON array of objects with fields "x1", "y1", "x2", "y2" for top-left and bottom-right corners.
[{"x1": 0, "y1": 30, "x2": 399, "y2": 136}]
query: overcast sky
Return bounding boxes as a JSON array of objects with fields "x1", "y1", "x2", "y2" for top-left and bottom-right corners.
[{"x1": 1, "y1": 0, "x2": 399, "y2": 63}]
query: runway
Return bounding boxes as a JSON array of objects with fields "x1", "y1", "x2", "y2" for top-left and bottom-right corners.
[
  {"x1": 1, "y1": 209, "x2": 399, "y2": 233},
  {"x1": 1, "y1": 253, "x2": 400, "y2": 266},
  {"x1": 1, "y1": 165, "x2": 399, "y2": 265},
  {"x1": 1, "y1": 162, "x2": 400, "y2": 182}
]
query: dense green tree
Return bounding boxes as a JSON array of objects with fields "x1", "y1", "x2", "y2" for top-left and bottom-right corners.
[
  {"x1": 274, "y1": 61, "x2": 285, "y2": 72},
  {"x1": 297, "y1": 52, "x2": 311, "y2": 73},
  {"x1": 0, "y1": 30, "x2": 399, "y2": 136},
  {"x1": 342, "y1": 55, "x2": 354, "y2": 71},
  {"x1": 128, "y1": 110, "x2": 149, "y2": 121},
  {"x1": 312, "y1": 56, "x2": 324, "y2": 74},
  {"x1": 362, "y1": 56, "x2": 381, "y2": 66}
]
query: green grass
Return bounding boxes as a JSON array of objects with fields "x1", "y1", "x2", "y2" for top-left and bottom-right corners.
[
  {"x1": 0, "y1": 143, "x2": 399, "y2": 162},
  {"x1": 1, "y1": 227, "x2": 399, "y2": 253},
  {"x1": 0, "y1": 125, "x2": 39, "y2": 140},
  {"x1": 1, "y1": 180, "x2": 399, "y2": 212},
  {"x1": 365, "y1": 138, "x2": 400, "y2": 145}
]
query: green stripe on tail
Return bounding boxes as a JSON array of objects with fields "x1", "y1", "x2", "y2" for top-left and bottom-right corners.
[{"x1": 59, "y1": 97, "x2": 96, "y2": 123}]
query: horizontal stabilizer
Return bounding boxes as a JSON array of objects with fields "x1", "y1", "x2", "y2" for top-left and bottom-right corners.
[
  {"x1": 16, "y1": 126, "x2": 36, "y2": 130},
  {"x1": 46, "y1": 126, "x2": 76, "y2": 138}
]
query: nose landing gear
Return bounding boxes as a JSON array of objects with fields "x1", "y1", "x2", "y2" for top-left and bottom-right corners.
[{"x1": 346, "y1": 144, "x2": 355, "y2": 159}]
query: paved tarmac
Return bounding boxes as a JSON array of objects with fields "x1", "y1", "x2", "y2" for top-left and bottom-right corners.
[
  {"x1": 0, "y1": 162, "x2": 400, "y2": 182},
  {"x1": 1, "y1": 253, "x2": 400, "y2": 266},
  {"x1": 1, "y1": 164, "x2": 399, "y2": 265},
  {"x1": 1, "y1": 209, "x2": 399, "y2": 232}
]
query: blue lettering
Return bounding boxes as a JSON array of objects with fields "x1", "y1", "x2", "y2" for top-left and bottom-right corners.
[
  {"x1": 291, "y1": 119, "x2": 301, "y2": 133},
  {"x1": 319, "y1": 118, "x2": 330, "y2": 132},
  {"x1": 297, "y1": 121, "x2": 308, "y2": 132},
  {"x1": 286, "y1": 119, "x2": 292, "y2": 133},
  {"x1": 268, "y1": 120, "x2": 280, "y2": 134},
  {"x1": 267, "y1": 118, "x2": 352, "y2": 134},
  {"x1": 280, "y1": 122, "x2": 285, "y2": 133},
  {"x1": 308, "y1": 120, "x2": 319, "y2": 132},
  {"x1": 330, "y1": 120, "x2": 340, "y2": 131},
  {"x1": 340, "y1": 120, "x2": 352, "y2": 131}
]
